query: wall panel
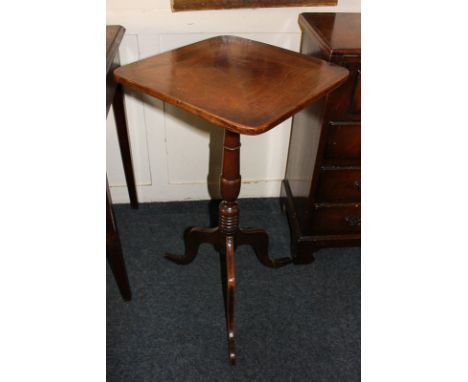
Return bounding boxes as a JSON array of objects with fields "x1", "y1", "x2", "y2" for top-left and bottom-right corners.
[{"x1": 106, "y1": 0, "x2": 361, "y2": 202}]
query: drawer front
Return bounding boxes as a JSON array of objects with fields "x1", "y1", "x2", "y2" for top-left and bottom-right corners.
[
  {"x1": 352, "y1": 69, "x2": 361, "y2": 114},
  {"x1": 308, "y1": 204, "x2": 361, "y2": 235},
  {"x1": 316, "y1": 169, "x2": 361, "y2": 203},
  {"x1": 325, "y1": 122, "x2": 361, "y2": 162},
  {"x1": 326, "y1": 64, "x2": 361, "y2": 120}
]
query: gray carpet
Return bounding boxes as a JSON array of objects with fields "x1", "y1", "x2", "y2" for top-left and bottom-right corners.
[{"x1": 107, "y1": 198, "x2": 360, "y2": 381}]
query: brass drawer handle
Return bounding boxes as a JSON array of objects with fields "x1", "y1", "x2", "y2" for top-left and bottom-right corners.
[
  {"x1": 354, "y1": 180, "x2": 361, "y2": 192},
  {"x1": 345, "y1": 215, "x2": 361, "y2": 227}
]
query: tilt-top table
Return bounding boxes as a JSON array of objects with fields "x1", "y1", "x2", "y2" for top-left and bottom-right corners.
[{"x1": 114, "y1": 36, "x2": 348, "y2": 364}]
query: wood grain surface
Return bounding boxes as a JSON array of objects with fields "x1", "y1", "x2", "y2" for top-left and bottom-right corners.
[
  {"x1": 299, "y1": 13, "x2": 361, "y2": 56},
  {"x1": 114, "y1": 35, "x2": 349, "y2": 135},
  {"x1": 172, "y1": 0, "x2": 337, "y2": 11}
]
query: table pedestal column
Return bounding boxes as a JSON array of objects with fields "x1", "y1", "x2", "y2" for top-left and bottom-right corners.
[{"x1": 166, "y1": 130, "x2": 291, "y2": 365}]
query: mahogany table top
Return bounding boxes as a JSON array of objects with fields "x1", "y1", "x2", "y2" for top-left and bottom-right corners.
[{"x1": 114, "y1": 35, "x2": 349, "y2": 135}]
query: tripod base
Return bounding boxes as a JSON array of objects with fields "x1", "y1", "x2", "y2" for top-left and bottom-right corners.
[
  {"x1": 166, "y1": 130, "x2": 291, "y2": 364},
  {"x1": 165, "y1": 225, "x2": 291, "y2": 365}
]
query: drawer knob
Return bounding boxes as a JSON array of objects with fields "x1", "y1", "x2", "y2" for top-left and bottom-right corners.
[
  {"x1": 354, "y1": 180, "x2": 361, "y2": 192},
  {"x1": 345, "y1": 215, "x2": 361, "y2": 227}
]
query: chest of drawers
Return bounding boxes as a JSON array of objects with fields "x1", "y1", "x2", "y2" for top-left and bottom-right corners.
[{"x1": 282, "y1": 13, "x2": 361, "y2": 264}]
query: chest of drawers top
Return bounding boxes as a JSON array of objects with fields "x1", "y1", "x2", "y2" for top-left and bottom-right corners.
[{"x1": 299, "y1": 13, "x2": 361, "y2": 59}]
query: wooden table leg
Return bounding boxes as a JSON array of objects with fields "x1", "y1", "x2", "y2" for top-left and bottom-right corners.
[
  {"x1": 165, "y1": 227, "x2": 219, "y2": 265},
  {"x1": 113, "y1": 83, "x2": 139, "y2": 209},
  {"x1": 225, "y1": 235, "x2": 236, "y2": 365},
  {"x1": 166, "y1": 130, "x2": 291, "y2": 364},
  {"x1": 107, "y1": 177, "x2": 132, "y2": 301},
  {"x1": 236, "y1": 228, "x2": 291, "y2": 268}
]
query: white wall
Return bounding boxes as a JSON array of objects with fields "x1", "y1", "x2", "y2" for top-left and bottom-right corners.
[{"x1": 106, "y1": 0, "x2": 361, "y2": 203}]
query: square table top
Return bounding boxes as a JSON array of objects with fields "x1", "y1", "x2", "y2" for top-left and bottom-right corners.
[{"x1": 114, "y1": 35, "x2": 349, "y2": 135}]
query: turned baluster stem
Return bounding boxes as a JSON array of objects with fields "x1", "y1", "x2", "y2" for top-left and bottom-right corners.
[
  {"x1": 219, "y1": 130, "x2": 241, "y2": 236},
  {"x1": 219, "y1": 130, "x2": 241, "y2": 365}
]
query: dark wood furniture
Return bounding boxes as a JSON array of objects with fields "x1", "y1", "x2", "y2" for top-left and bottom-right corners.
[
  {"x1": 114, "y1": 35, "x2": 348, "y2": 364},
  {"x1": 172, "y1": 0, "x2": 337, "y2": 12},
  {"x1": 106, "y1": 25, "x2": 138, "y2": 301},
  {"x1": 282, "y1": 13, "x2": 361, "y2": 265}
]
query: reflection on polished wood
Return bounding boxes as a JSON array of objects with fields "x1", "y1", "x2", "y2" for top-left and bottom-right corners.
[
  {"x1": 114, "y1": 36, "x2": 349, "y2": 135},
  {"x1": 115, "y1": 35, "x2": 349, "y2": 364},
  {"x1": 299, "y1": 12, "x2": 361, "y2": 56}
]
